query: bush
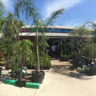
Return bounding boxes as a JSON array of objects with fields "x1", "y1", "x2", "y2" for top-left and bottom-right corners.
[
  {"x1": 60, "y1": 55, "x2": 71, "y2": 61},
  {"x1": 40, "y1": 53, "x2": 51, "y2": 69},
  {"x1": 27, "y1": 53, "x2": 51, "y2": 69}
]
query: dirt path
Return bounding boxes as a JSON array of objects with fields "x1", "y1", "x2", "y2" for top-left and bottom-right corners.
[{"x1": 51, "y1": 59, "x2": 72, "y2": 66}]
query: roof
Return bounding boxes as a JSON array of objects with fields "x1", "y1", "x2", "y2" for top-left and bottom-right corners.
[
  {"x1": 19, "y1": 32, "x2": 92, "y2": 38},
  {"x1": 22, "y1": 25, "x2": 74, "y2": 29},
  {"x1": 19, "y1": 32, "x2": 71, "y2": 37}
]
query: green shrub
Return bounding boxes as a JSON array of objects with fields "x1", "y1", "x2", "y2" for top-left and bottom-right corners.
[
  {"x1": 60, "y1": 55, "x2": 70, "y2": 61},
  {"x1": 40, "y1": 53, "x2": 51, "y2": 69},
  {"x1": 27, "y1": 53, "x2": 51, "y2": 69}
]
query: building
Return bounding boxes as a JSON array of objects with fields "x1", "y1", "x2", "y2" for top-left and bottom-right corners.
[
  {"x1": 20, "y1": 26, "x2": 75, "y2": 57},
  {"x1": 20, "y1": 25, "x2": 75, "y2": 44},
  {"x1": 20, "y1": 25, "x2": 74, "y2": 39}
]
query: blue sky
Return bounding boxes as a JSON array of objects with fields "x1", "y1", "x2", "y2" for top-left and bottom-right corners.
[{"x1": 0, "y1": 0, "x2": 96, "y2": 27}]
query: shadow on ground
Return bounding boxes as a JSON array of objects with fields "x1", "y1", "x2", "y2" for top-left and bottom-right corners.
[
  {"x1": 0, "y1": 73, "x2": 10, "y2": 83},
  {"x1": 0, "y1": 72, "x2": 32, "y2": 84},
  {"x1": 51, "y1": 65, "x2": 92, "y2": 80}
]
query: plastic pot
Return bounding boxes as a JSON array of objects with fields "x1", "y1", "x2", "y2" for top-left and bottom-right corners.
[{"x1": 31, "y1": 71, "x2": 45, "y2": 83}]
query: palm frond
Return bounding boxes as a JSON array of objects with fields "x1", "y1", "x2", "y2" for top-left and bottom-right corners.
[
  {"x1": 15, "y1": 0, "x2": 40, "y2": 23},
  {"x1": 45, "y1": 8, "x2": 64, "y2": 26}
]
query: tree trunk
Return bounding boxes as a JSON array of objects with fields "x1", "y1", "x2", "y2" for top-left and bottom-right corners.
[
  {"x1": 12, "y1": 19, "x2": 19, "y2": 41},
  {"x1": 36, "y1": 29, "x2": 40, "y2": 73}
]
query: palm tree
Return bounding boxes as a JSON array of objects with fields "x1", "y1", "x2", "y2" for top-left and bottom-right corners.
[{"x1": 34, "y1": 9, "x2": 64, "y2": 73}]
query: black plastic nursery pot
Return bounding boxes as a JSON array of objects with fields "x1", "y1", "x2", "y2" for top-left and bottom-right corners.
[
  {"x1": 31, "y1": 71, "x2": 45, "y2": 83},
  {"x1": 87, "y1": 69, "x2": 96, "y2": 76},
  {"x1": 17, "y1": 79, "x2": 26, "y2": 87}
]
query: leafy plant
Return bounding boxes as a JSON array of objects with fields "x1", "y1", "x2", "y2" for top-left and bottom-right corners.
[
  {"x1": 70, "y1": 26, "x2": 91, "y2": 61},
  {"x1": 0, "y1": 1, "x2": 4, "y2": 18},
  {"x1": 14, "y1": 39, "x2": 33, "y2": 68},
  {"x1": 40, "y1": 53, "x2": 51, "y2": 69},
  {"x1": 60, "y1": 55, "x2": 71, "y2": 61}
]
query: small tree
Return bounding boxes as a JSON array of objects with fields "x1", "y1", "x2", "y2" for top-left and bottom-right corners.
[
  {"x1": 0, "y1": 14, "x2": 24, "y2": 69},
  {"x1": 14, "y1": 39, "x2": 33, "y2": 72},
  {"x1": 71, "y1": 26, "x2": 91, "y2": 64}
]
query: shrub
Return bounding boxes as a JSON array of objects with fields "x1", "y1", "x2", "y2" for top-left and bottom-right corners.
[
  {"x1": 40, "y1": 53, "x2": 51, "y2": 69},
  {"x1": 27, "y1": 53, "x2": 51, "y2": 69},
  {"x1": 60, "y1": 55, "x2": 71, "y2": 61}
]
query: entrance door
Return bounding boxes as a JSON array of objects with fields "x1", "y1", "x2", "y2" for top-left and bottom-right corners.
[{"x1": 47, "y1": 39, "x2": 61, "y2": 58}]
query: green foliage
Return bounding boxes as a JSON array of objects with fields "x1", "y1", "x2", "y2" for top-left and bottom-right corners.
[
  {"x1": 32, "y1": 8, "x2": 64, "y2": 72},
  {"x1": 0, "y1": 18, "x2": 5, "y2": 30},
  {"x1": 45, "y1": 9, "x2": 64, "y2": 25},
  {"x1": 27, "y1": 52, "x2": 36, "y2": 67},
  {"x1": 39, "y1": 33, "x2": 49, "y2": 55},
  {"x1": 40, "y1": 53, "x2": 51, "y2": 69},
  {"x1": 61, "y1": 55, "x2": 71, "y2": 61},
  {"x1": 27, "y1": 52, "x2": 51, "y2": 69},
  {"x1": 62, "y1": 40, "x2": 72, "y2": 56},
  {"x1": 0, "y1": 14, "x2": 23, "y2": 55},
  {"x1": 14, "y1": 39, "x2": 33, "y2": 66},
  {"x1": 82, "y1": 43, "x2": 94, "y2": 61},
  {"x1": 0, "y1": 0, "x2": 64, "y2": 72},
  {"x1": 0, "y1": 1, "x2": 4, "y2": 18},
  {"x1": 71, "y1": 26, "x2": 91, "y2": 60},
  {"x1": 72, "y1": 26, "x2": 91, "y2": 37},
  {"x1": 92, "y1": 24, "x2": 96, "y2": 43},
  {"x1": 78, "y1": 65, "x2": 90, "y2": 73},
  {"x1": 0, "y1": 14, "x2": 24, "y2": 72},
  {"x1": 15, "y1": 0, "x2": 40, "y2": 24}
]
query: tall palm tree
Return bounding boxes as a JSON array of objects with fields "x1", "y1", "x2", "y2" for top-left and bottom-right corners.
[{"x1": 35, "y1": 9, "x2": 64, "y2": 73}]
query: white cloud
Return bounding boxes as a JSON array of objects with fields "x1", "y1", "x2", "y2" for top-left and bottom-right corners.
[
  {"x1": 45, "y1": 0, "x2": 84, "y2": 17},
  {"x1": 0, "y1": 0, "x2": 14, "y2": 12}
]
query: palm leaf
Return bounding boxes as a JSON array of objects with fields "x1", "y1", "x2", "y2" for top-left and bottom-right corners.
[
  {"x1": 45, "y1": 8, "x2": 64, "y2": 26},
  {"x1": 15, "y1": 0, "x2": 40, "y2": 23}
]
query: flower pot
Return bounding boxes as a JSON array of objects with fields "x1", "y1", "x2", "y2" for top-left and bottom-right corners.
[{"x1": 31, "y1": 71, "x2": 45, "y2": 83}]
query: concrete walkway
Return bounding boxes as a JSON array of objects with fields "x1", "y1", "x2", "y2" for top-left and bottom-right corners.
[{"x1": 0, "y1": 60, "x2": 96, "y2": 96}]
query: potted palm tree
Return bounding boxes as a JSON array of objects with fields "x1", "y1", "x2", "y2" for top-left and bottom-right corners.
[{"x1": 31, "y1": 9, "x2": 64, "y2": 83}]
